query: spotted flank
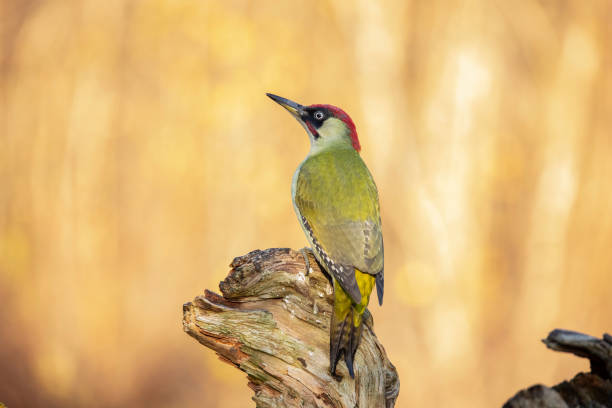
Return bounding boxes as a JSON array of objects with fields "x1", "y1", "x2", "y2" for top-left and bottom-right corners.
[{"x1": 301, "y1": 216, "x2": 362, "y2": 303}]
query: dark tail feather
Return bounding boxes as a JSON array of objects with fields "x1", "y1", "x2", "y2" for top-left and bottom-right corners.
[
  {"x1": 330, "y1": 307, "x2": 364, "y2": 379},
  {"x1": 375, "y1": 270, "x2": 384, "y2": 306}
]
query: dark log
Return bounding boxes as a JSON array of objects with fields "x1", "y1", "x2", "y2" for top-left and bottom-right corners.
[{"x1": 503, "y1": 330, "x2": 612, "y2": 408}]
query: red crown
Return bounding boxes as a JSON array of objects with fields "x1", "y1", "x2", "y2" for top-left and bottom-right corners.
[{"x1": 309, "y1": 104, "x2": 361, "y2": 152}]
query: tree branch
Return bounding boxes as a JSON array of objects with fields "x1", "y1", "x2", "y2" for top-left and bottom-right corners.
[
  {"x1": 503, "y1": 330, "x2": 612, "y2": 407},
  {"x1": 183, "y1": 248, "x2": 399, "y2": 408}
]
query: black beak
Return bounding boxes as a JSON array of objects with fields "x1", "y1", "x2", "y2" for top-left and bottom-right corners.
[{"x1": 266, "y1": 93, "x2": 303, "y2": 117}]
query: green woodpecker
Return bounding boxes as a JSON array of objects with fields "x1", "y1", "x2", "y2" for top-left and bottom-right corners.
[{"x1": 267, "y1": 93, "x2": 384, "y2": 378}]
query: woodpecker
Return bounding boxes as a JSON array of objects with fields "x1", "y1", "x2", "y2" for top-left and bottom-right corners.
[{"x1": 267, "y1": 93, "x2": 384, "y2": 379}]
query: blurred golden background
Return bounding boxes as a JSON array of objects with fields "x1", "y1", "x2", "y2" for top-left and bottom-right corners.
[{"x1": 2, "y1": 1, "x2": 611, "y2": 407}]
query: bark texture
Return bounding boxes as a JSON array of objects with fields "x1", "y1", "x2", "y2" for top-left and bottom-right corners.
[
  {"x1": 183, "y1": 248, "x2": 399, "y2": 408},
  {"x1": 503, "y1": 330, "x2": 612, "y2": 408}
]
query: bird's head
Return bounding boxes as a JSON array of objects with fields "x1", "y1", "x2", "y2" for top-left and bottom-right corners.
[{"x1": 267, "y1": 93, "x2": 360, "y2": 153}]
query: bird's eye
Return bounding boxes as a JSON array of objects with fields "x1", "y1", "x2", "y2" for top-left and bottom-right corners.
[{"x1": 314, "y1": 111, "x2": 325, "y2": 120}]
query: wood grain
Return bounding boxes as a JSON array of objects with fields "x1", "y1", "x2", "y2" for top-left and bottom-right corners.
[{"x1": 183, "y1": 248, "x2": 399, "y2": 408}]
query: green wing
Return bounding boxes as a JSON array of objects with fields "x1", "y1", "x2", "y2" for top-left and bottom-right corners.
[{"x1": 295, "y1": 148, "x2": 383, "y2": 303}]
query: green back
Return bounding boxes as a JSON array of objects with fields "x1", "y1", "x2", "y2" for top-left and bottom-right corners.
[{"x1": 294, "y1": 146, "x2": 383, "y2": 276}]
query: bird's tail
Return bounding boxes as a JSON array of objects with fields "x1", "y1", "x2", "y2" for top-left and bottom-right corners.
[{"x1": 330, "y1": 269, "x2": 375, "y2": 378}]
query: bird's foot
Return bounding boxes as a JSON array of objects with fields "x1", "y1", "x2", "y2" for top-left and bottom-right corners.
[
  {"x1": 300, "y1": 247, "x2": 315, "y2": 276},
  {"x1": 363, "y1": 308, "x2": 374, "y2": 329}
]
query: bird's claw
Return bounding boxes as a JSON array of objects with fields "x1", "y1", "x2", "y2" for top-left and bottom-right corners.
[{"x1": 300, "y1": 247, "x2": 315, "y2": 276}]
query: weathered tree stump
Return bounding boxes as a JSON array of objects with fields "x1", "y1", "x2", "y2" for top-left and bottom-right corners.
[
  {"x1": 503, "y1": 330, "x2": 612, "y2": 407},
  {"x1": 183, "y1": 247, "x2": 612, "y2": 407},
  {"x1": 183, "y1": 248, "x2": 399, "y2": 408}
]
